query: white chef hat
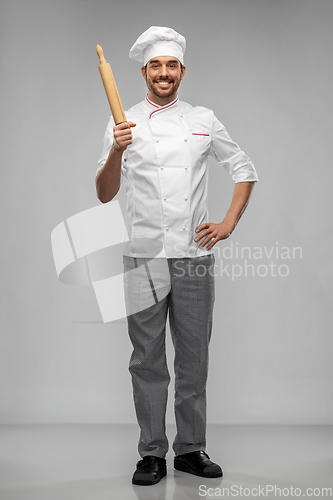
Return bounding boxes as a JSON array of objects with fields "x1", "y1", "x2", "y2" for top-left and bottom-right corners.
[{"x1": 129, "y1": 26, "x2": 186, "y2": 66}]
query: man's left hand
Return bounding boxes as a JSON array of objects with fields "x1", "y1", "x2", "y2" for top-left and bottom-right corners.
[{"x1": 194, "y1": 221, "x2": 235, "y2": 251}]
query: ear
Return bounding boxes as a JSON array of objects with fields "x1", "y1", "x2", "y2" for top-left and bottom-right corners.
[
  {"x1": 141, "y1": 66, "x2": 147, "y2": 80},
  {"x1": 180, "y1": 65, "x2": 186, "y2": 81}
]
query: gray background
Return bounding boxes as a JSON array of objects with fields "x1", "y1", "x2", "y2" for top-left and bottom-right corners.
[{"x1": 1, "y1": 0, "x2": 332, "y2": 425}]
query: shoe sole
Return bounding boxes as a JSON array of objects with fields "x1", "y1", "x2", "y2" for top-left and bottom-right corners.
[
  {"x1": 174, "y1": 460, "x2": 222, "y2": 478},
  {"x1": 132, "y1": 467, "x2": 167, "y2": 486}
]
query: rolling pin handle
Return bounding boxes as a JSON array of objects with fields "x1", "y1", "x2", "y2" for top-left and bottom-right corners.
[{"x1": 96, "y1": 45, "x2": 106, "y2": 65}]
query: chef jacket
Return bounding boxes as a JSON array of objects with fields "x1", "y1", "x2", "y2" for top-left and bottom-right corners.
[{"x1": 97, "y1": 96, "x2": 258, "y2": 258}]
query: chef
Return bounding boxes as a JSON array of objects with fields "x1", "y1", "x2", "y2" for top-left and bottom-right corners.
[{"x1": 96, "y1": 26, "x2": 258, "y2": 486}]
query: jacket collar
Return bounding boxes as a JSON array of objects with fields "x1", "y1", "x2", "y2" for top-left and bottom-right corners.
[{"x1": 145, "y1": 95, "x2": 179, "y2": 119}]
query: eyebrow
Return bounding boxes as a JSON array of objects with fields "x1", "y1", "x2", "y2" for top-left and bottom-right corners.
[{"x1": 148, "y1": 59, "x2": 180, "y2": 65}]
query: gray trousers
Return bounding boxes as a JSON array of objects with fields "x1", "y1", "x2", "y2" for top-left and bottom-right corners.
[{"x1": 123, "y1": 255, "x2": 215, "y2": 458}]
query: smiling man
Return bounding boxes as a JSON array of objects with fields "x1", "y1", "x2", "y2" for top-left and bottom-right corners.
[
  {"x1": 96, "y1": 26, "x2": 258, "y2": 486},
  {"x1": 143, "y1": 56, "x2": 184, "y2": 101}
]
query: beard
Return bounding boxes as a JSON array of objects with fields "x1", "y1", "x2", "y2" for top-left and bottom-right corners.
[{"x1": 146, "y1": 76, "x2": 181, "y2": 99}]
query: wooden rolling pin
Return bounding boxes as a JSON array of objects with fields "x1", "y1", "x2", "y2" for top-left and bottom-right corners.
[{"x1": 96, "y1": 45, "x2": 126, "y2": 124}]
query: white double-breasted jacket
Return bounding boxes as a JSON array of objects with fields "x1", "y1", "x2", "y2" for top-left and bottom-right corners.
[{"x1": 97, "y1": 96, "x2": 258, "y2": 258}]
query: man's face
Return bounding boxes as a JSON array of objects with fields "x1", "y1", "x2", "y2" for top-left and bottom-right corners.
[{"x1": 141, "y1": 56, "x2": 185, "y2": 103}]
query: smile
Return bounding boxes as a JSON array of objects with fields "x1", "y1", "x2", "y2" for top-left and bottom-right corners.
[{"x1": 156, "y1": 81, "x2": 172, "y2": 86}]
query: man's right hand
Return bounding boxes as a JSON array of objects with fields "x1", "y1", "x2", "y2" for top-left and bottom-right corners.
[{"x1": 113, "y1": 121, "x2": 136, "y2": 152}]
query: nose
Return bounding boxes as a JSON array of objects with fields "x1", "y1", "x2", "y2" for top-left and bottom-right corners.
[{"x1": 160, "y1": 64, "x2": 168, "y2": 78}]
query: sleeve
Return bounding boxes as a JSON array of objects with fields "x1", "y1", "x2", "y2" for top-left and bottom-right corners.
[
  {"x1": 96, "y1": 117, "x2": 128, "y2": 181},
  {"x1": 209, "y1": 114, "x2": 258, "y2": 183}
]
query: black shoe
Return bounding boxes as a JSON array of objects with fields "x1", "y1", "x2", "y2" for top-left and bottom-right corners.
[
  {"x1": 174, "y1": 451, "x2": 223, "y2": 478},
  {"x1": 132, "y1": 455, "x2": 167, "y2": 485}
]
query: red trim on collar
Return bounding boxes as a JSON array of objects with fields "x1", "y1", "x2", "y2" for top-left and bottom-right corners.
[
  {"x1": 147, "y1": 97, "x2": 179, "y2": 119},
  {"x1": 146, "y1": 96, "x2": 160, "y2": 109}
]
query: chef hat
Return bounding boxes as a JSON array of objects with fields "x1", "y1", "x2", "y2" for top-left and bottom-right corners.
[{"x1": 129, "y1": 26, "x2": 186, "y2": 66}]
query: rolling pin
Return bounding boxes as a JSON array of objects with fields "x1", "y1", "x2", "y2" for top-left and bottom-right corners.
[{"x1": 96, "y1": 45, "x2": 126, "y2": 124}]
